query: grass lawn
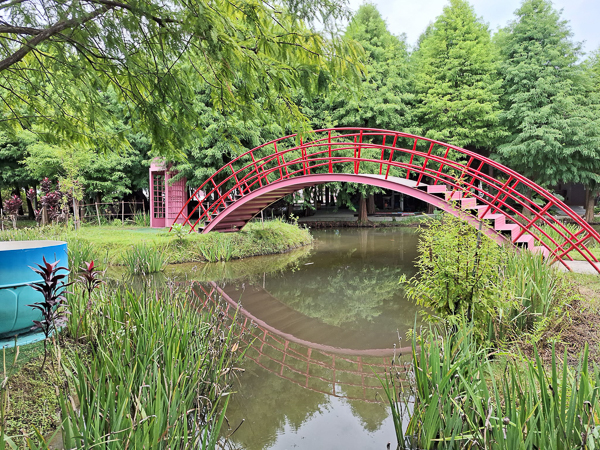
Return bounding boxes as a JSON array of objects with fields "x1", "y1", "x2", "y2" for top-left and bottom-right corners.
[{"x1": 0, "y1": 219, "x2": 313, "y2": 266}]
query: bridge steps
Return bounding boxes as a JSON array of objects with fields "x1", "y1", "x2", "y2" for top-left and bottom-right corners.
[{"x1": 426, "y1": 185, "x2": 550, "y2": 257}]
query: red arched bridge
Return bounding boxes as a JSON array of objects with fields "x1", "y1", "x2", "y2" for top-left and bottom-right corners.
[{"x1": 171, "y1": 128, "x2": 600, "y2": 273}]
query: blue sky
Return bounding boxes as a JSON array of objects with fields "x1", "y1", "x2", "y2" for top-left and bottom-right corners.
[{"x1": 346, "y1": 0, "x2": 600, "y2": 56}]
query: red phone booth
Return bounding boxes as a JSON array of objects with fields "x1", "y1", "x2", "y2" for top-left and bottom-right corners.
[{"x1": 149, "y1": 159, "x2": 188, "y2": 228}]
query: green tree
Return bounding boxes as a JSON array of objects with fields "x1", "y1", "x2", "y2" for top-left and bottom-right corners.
[
  {"x1": 317, "y1": 4, "x2": 417, "y2": 221},
  {"x1": 413, "y1": 0, "x2": 504, "y2": 155},
  {"x1": 495, "y1": 0, "x2": 600, "y2": 221},
  {"x1": 0, "y1": 0, "x2": 363, "y2": 153},
  {"x1": 173, "y1": 87, "x2": 283, "y2": 190}
]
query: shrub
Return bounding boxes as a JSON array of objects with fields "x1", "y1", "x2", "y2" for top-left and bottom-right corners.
[
  {"x1": 3, "y1": 195, "x2": 22, "y2": 229},
  {"x1": 171, "y1": 222, "x2": 186, "y2": 243},
  {"x1": 402, "y1": 213, "x2": 563, "y2": 342},
  {"x1": 401, "y1": 214, "x2": 510, "y2": 330}
]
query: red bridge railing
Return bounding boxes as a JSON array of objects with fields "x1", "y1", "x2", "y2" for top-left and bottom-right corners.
[{"x1": 171, "y1": 128, "x2": 600, "y2": 272}]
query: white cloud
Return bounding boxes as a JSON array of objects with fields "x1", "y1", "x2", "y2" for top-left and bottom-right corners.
[{"x1": 346, "y1": 0, "x2": 600, "y2": 55}]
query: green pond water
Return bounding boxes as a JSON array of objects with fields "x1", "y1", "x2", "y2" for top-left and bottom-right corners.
[{"x1": 205, "y1": 227, "x2": 421, "y2": 449}]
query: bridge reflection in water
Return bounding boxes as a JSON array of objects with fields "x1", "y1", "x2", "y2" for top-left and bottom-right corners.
[
  {"x1": 194, "y1": 282, "x2": 411, "y2": 404},
  {"x1": 182, "y1": 227, "x2": 420, "y2": 448}
]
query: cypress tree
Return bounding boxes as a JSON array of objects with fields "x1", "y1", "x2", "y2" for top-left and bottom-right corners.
[
  {"x1": 327, "y1": 3, "x2": 416, "y2": 221},
  {"x1": 496, "y1": 0, "x2": 600, "y2": 221},
  {"x1": 413, "y1": 0, "x2": 504, "y2": 155}
]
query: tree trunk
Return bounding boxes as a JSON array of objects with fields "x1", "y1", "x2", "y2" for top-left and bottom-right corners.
[
  {"x1": 520, "y1": 188, "x2": 532, "y2": 219},
  {"x1": 24, "y1": 186, "x2": 35, "y2": 219},
  {"x1": 358, "y1": 195, "x2": 368, "y2": 223},
  {"x1": 73, "y1": 197, "x2": 80, "y2": 230},
  {"x1": 585, "y1": 185, "x2": 596, "y2": 223},
  {"x1": 41, "y1": 205, "x2": 48, "y2": 226},
  {"x1": 367, "y1": 194, "x2": 375, "y2": 215}
]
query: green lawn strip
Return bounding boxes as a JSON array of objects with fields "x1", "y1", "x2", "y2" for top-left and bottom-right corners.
[{"x1": 0, "y1": 220, "x2": 313, "y2": 266}]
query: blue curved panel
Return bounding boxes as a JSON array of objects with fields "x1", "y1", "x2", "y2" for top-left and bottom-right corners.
[{"x1": 0, "y1": 240, "x2": 68, "y2": 337}]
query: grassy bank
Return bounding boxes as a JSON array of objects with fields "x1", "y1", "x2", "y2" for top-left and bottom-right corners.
[
  {"x1": 0, "y1": 219, "x2": 313, "y2": 266},
  {"x1": 0, "y1": 281, "x2": 240, "y2": 448}
]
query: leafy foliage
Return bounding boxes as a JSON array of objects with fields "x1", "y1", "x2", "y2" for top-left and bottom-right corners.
[
  {"x1": 2, "y1": 195, "x2": 22, "y2": 228},
  {"x1": 412, "y1": 0, "x2": 505, "y2": 154},
  {"x1": 27, "y1": 257, "x2": 70, "y2": 369},
  {"x1": 73, "y1": 260, "x2": 103, "y2": 342},
  {"x1": 0, "y1": 0, "x2": 363, "y2": 153},
  {"x1": 401, "y1": 214, "x2": 508, "y2": 327},
  {"x1": 495, "y1": 0, "x2": 600, "y2": 190}
]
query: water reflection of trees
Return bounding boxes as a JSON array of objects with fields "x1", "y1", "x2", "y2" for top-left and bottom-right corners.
[
  {"x1": 266, "y1": 263, "x2": 418, "y2": 328},
  {"x1": 261, "y1": 228, "x2": 420, "y2": 330}
]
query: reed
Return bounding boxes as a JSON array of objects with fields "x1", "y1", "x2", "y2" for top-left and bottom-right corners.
[
  {"x1": 121, "y1": 242, "x2": 167, "y2": 275},
  {"x1": 385, "y1": 324, "x2": 600, "y2": 449},
  {"x1": 504, "y1": 250, "x2": 558, "y2": 331},
  {"x1": 199, "y1": 234, "x2": 236, "y2": 262},
  {"x1": 66, "y1": 237, "x2": 96, "y2": 274},
  {"x1": 55, "y1": 286, "x2": 240, "y2": 449}
]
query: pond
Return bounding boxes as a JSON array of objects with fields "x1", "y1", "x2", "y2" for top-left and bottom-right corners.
[{"x1": 206, "y1": 227, "x2": 422, "y2": 449}]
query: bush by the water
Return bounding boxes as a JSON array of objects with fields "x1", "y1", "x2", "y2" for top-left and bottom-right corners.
[{"x1": 400, "y1": 214, "x2": 570, "y2": 342}]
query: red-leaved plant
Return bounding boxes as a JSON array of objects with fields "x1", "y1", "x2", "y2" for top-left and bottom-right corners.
[
  {"x1": 74, "y1": 261, "x2": 103, "y2": 341},
  {"x1": 28, "y1": 257, "x2": 71, "y2": 370},
  {"x1": 3, "y1": 195, "x2": 22, "y2": 229}
]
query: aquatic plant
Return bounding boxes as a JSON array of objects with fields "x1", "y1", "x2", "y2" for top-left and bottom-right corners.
[
  {"x1": 384, "y1": 324, "x2": 600, "y2": 449},
  {"x1": 199, "y1": 233, "x2": 236, "y2": 262},
  {"x1": 503, "y1": 250, "x2": 559, "y2": 332},
  {"x1": 121, "y1": 242, "x2": 167, "y2": 275},
  {"x1": 59, "y1": 287, "x2": 240, "y2": 449},
  {"x1": 66, "y1": 237, "x2": 96, "y2": 274}
]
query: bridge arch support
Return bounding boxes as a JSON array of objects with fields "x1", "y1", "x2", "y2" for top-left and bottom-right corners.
[{"x1": 172, "y1": 128, "x2": 600, "y2": 273}]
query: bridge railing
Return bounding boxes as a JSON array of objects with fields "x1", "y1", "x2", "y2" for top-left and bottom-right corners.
[{"x1": 173, "y1": 128, "x2": 600, "y2": 269}]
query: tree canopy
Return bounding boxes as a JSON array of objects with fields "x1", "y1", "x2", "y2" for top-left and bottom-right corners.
[
  {"x1": 0, "y1": 0, "x2": 363, "y2": 153},
  {"x1": 495, "y1": 0, "x2": 600, "y2": 196},
  {"x1": 412, "y1": 0, "x2": 504, "y2": 154}
]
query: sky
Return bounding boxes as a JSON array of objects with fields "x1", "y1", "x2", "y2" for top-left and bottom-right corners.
[{"x1": 346, "y1": 0, "x2": 600, "y2": 56}]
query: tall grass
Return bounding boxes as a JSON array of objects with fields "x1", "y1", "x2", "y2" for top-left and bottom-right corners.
[
  {"x1": 121, "y1": 242, "x2": 167, "y2": 275},
  {"x1": 133, "y1": 212, "x2": 150, "y2": 227},
  {"x1": 385, "y1": 324, "x2": 600, "y2": 449},
  {"x1": 537, "y1": 221, "x2": 600, "y2": 257},
  {"x1": 198, "y1": 234, "x2": 236, "y2": 262},
  {"x1": 57, "y1": 286, "x2": 240, "y2": 449},
  {"x1": 66, "y1": 237, "x2": 97, "y2": 273},
  {"x1": 504, "y1": 250, "x2": 558, "y2": 332}
]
